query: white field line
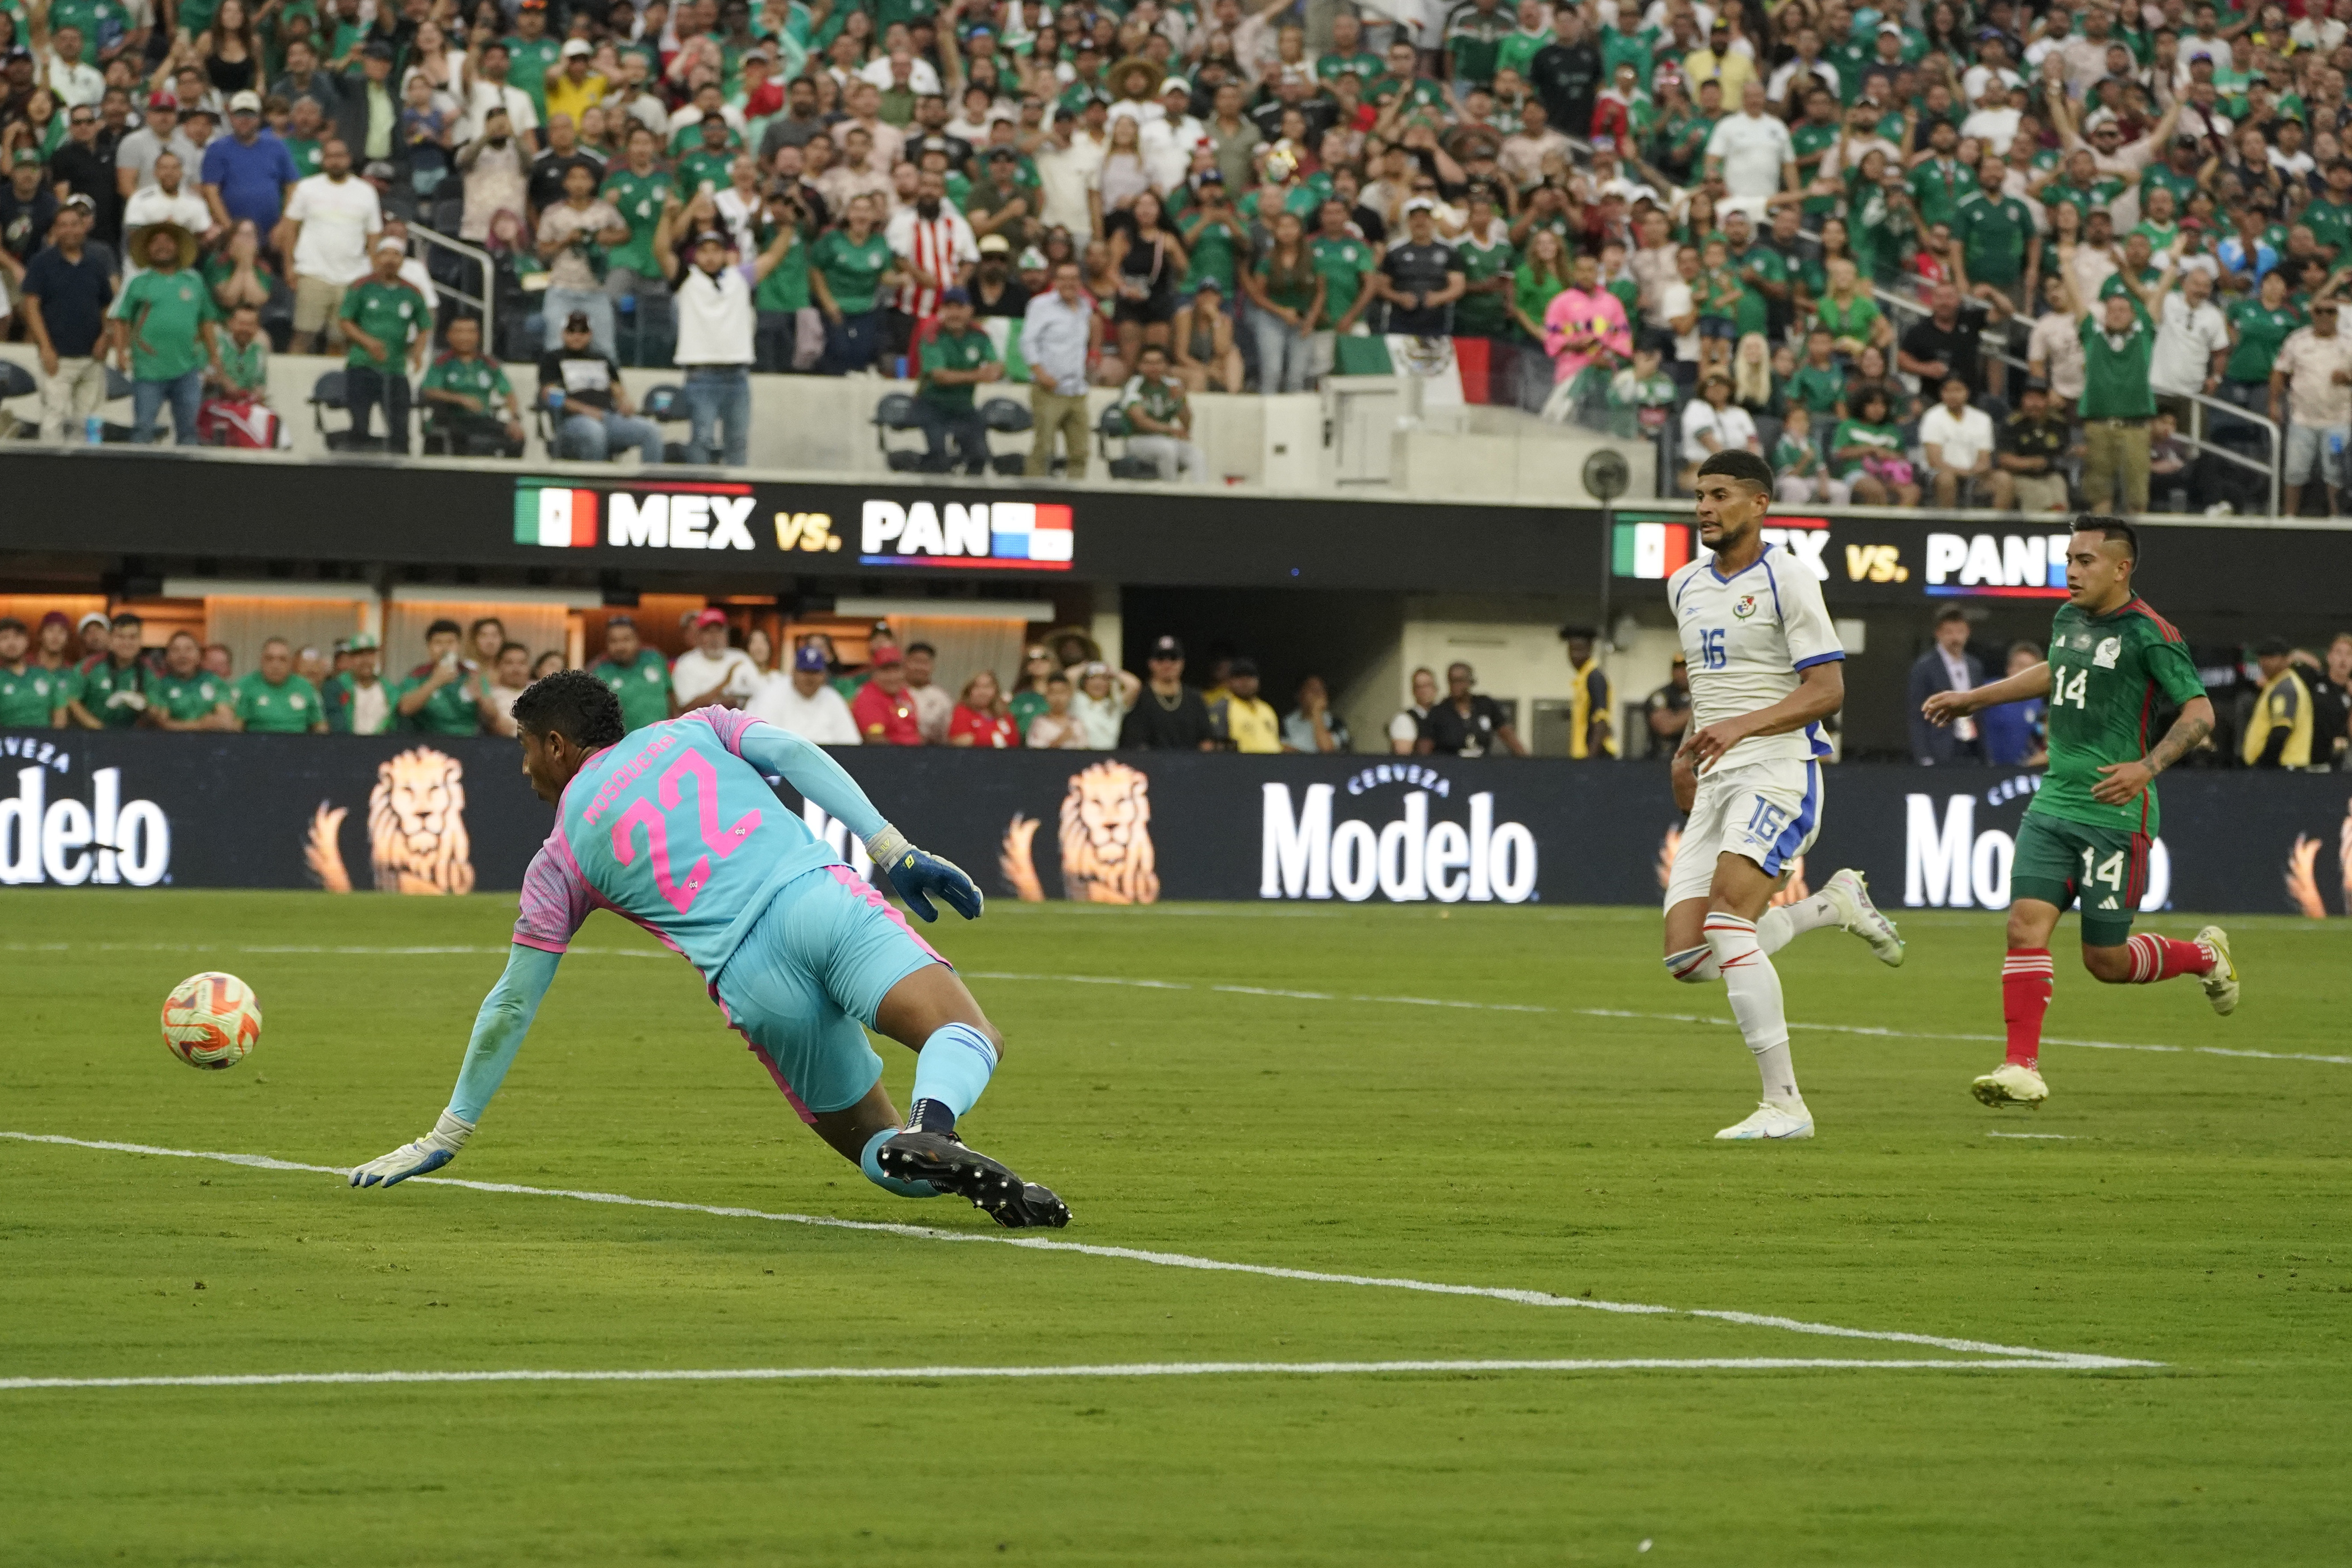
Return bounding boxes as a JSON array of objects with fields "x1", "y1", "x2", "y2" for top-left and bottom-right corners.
[
  {"x1": 1987, "y1": 1131, "x2": 2076, "y2": 1140},
  {"x1": 0, "y1": 1357, "x2": 2113, "y2": 1394},
  {"x1": 11, "y1": 941, "x2": 2327, "y2": 1067},
  {"x1": 0, "y1": 1131, "x2": 2156, "y2": 1373}
]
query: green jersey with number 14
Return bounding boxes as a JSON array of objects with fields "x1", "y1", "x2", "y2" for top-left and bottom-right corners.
[{"x1": 2029, "y1": 597, "x2": 2205, "y2": 838}]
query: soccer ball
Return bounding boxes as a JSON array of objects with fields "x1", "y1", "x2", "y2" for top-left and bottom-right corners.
[{"x1": 161, "y1": 972, "x2": 263, "y2": 1070}]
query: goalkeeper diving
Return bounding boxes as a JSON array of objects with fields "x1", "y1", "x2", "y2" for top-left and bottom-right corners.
[{"x1": 348, "y1": 669, "x2": 1069, "y2": 1228}]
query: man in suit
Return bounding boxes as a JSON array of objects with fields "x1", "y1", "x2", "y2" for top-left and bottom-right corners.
[{"x1": 1908, "y1": 605, "x2": 1984, "y2": 764}]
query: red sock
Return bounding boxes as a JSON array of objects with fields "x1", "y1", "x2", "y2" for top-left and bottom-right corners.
[
  {"x1": 2001, "y1": 949, "x2": 2054, "y2": 1069},
  {"x1": 2126, "y1": 933, "x2": 2214, "y2": 983}
]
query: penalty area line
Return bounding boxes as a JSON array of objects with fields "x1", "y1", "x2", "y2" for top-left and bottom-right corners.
[
  {"x1": 0, "y1": 1131, "x2": 2156, "y2": 1373},
  {"x1": 1, "y1": 1357, "x2": 2116, "y2": 1393}
]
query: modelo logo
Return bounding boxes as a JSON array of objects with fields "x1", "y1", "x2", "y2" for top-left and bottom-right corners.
[
  {"x1": 1924, "y1": 533, "x2": 2074, "y2": 598},
  {"x1": 1903, "y1": 785, "x2": 2167, "y2": 911},
  {"x1": 0, "y1": 765, "x2": 172, "y2": 886},
  {"x1": 1261, "y1": 777, "x2": 1537, "y2": 903}
]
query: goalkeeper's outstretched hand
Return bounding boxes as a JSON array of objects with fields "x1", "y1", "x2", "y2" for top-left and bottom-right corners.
[
  {"x1": 349, "y1": 1111, "x2": 475, "y2": 1188},
  {"x1": 869, "y1": 825, "x2": 984, "y2": 923}
]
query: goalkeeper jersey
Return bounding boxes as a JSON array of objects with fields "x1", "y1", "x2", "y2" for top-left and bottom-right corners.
[
  {"x1": 2028, "y1": 598, "x2": 2206, "y2": 839},
  {"x1": 514, "y1": 707, "x2": 858, "y2": 976}
]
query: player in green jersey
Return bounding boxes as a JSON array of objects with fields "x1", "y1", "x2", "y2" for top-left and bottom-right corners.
[{"x1": 1921, "y1": 518, "x2": 2238, "y2": 1111}]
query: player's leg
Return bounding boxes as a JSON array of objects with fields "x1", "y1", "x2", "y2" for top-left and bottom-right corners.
[
  {"x1": 1972, "y1": 812, "x2": 2085, "y2": 1107},
  {"x1": 2074, "y1": 829, "x2": 2234, "y2": 1013},
  {"x1": 1704, "y1": 757, "x2": 1824, "y2": 1140}
]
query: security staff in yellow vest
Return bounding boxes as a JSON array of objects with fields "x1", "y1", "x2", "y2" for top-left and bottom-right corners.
[
  {"x1": 1560, "y1": 626, "x2": 1618, "y2": 759},
  {"x1": 2241, "y1": 638, "x2": 2314, "y2": 768},
  {"x1": 1209, "y1": 657, "x2": 1284, "y2": 754}
]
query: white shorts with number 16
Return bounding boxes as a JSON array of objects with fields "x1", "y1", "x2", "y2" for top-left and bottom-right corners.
[{"x1": 1663, "y1": 757, "x2": 1825, "y2": 911}]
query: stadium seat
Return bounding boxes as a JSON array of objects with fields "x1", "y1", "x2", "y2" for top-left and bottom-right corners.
[
  {"x1": 981, "y1": 396, "x2": 1033, "y2": 477},
  {"x1": 873, "y1": 392, "x2": 927, "y2": 472},
  {"x1": 1096, "y1": 405, "x2": 1155, "y2": 480},
  {"x1": 308, "y1": 371, "x2": 366, "y2": 451},
  {"x1": 0, "y1": 359, "x2": 34, "y2": 438},
  {"x1": 105, "y1": 366, "x2": 133, "y2": 403},
  {"x1": 640, "y1": 384, "x2": 686, "y2": 421}
]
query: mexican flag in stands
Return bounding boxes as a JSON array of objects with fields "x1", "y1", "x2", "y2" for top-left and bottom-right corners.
[
  {"x1": 1331, "y1": 335, "x2": 1525, "y2": 406},
  {"x1": 980, "y1": 318, "x2": 1032, "y2": 383}
]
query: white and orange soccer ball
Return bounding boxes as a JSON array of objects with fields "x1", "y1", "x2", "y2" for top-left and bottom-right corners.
[{"x1": 161, "y1": 972, "x2": 263, "y2": 1070}]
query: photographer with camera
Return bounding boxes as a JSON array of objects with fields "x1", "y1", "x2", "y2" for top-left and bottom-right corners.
[{"x1": 536, "y1": 161, "x2": 627, "y2": 355}]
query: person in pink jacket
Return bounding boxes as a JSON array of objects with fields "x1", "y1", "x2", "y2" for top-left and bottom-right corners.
[{"x1": 1541, "y1": 251, "x2": 1633, "y2": 387}]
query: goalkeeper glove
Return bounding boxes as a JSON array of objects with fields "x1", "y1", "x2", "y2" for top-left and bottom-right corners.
[
  {"x1": 349, "y1": 1110, "x2": 475, "y2": 1188},
  {"x1": 867, "y1": 824, "x2": 984, "y2": 923}
]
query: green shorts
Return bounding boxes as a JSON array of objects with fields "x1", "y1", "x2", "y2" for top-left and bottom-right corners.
[{"x1": 2012, "y1": 811, "x2": 2151, "y2": 948}]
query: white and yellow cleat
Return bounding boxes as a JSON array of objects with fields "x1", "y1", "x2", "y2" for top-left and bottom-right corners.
[
  {"x1": 1821, "y1": 868, "x2": 1905, "y2": 967},
  {"x1": 2196, "y1": 925, "x2": 2238, "y2": 1016},
  {"x1": 1971, "y1": 1062, "x2": 2049, "y2": 1108},
  {"x1": 1715, "y1": 1098, "x2": 1815, "y2": 1141}
]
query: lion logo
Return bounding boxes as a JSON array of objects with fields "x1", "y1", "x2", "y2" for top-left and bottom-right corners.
[
  {"x1": 368, "y1": 747, "x2": 476, "y2": 895},
  {"x1": 1060, "y1": 760, "x2": 1159, "y2": 904}
]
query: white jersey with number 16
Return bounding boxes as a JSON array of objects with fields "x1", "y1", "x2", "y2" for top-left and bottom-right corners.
[{"x1": 1668, "y1": 542, "x2": 1844, "y2": 770}]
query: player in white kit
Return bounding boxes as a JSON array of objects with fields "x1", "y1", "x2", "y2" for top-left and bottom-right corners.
[{"x1": 1662, "y1": 452, "x2": 1905, "y2": 1141}]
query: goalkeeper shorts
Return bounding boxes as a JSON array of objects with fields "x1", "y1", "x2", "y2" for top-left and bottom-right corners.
[{"x1": 710, "y1": 865, "x2": 947, "y2": 1120}]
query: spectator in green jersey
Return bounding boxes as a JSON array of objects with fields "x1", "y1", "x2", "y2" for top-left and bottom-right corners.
[
  {"x1": 417, "y1": 314, "x2": 524, "y2": 455},
  {"x1": 588, "y1": 616, "x2": 674, "y2": 733},
  {"x1": 394, "y1": 619, "x2": 486, "y2": 736},
  {"x1": 108, "y1": 221, "x2": 222, "y2": 445},
  {"x1": 912, "y1": 287, "x2": 1000, "y2": 473},
  {"x1": 233, "y1": 637, "x2": 327, "y2": 734},
  {"x1": 66, "y1": 614, "x2": 152, "y2": 730},
  {"x1": 337, "y1": 234, "x2": 431, "y2": 451},
  {"x1": 323, "y1": 633, "x2": 398, "y2": 734},
  {"x1": 0, "y1": 619, "x2": 69, "y2": 729},
  {"x1": 148, "y1": 631, "x2": 237, "y2": 731}
]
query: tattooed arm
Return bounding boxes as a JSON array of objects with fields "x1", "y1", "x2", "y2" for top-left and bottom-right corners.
[{"x1": 2091, "y1": 697, "x2": 2214, "y2": 805}]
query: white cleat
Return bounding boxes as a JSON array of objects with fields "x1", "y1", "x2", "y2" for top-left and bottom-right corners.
[
  {"x1": 2196, "y1": 925, "x2": 2238, "y2": 1016},
  {"x1": 1971, "y1": 1062, "x2": 2048, "y2": 1108},
  {"x1": 1715, "y1": 1099, "x2": 1815, "y2": 1141},
  {"x1": 1821, "y1": 868, "x2": 1905, "y2": 966}
]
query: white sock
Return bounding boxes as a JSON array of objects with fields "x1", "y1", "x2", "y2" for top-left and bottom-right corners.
[
  {"x1": 1704, "y1": 913, "x2": 1801, "y2": 1104},
  {"x1": 1756, "y1": 890, "x2": 1840, "y2": 955}
]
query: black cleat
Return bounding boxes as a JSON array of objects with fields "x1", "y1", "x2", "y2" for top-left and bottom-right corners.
[{"x1": 877, "y1": 1129, "x2": 1071, "y2": 1229}]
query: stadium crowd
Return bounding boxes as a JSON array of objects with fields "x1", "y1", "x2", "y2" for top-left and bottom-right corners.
[
  {"x1": 8, "y1": 603, "x2": 2346, "y2": 765},
  {"x1": 3, "y1": 0, "x2": 2348, "y2": 502}
]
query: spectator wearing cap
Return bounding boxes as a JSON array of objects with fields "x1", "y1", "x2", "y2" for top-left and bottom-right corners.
[
  {"x1": 282, "y1": 137, "x2": 382, "y2": 353},
  {"x1": 200, "y1": 87, "x2": 298, "y2": 234},
  {"x1": 911, "y1": 286, "x2": 999, "y2": 473},
  {"x1": 849, "y1": 645, "x2": 925, "y2": 745},
  {"x1": 232, "y1": 637, "x2": 327, "y2": 734},
  {"x1": 1020, "y1": 258, "x2": 1095, "y2": 478},
  {"x1": 77, "y1": 612, "x2": 112, "y2": 662},
  {"x1": 419, "y1": 314, "x2": 524, "y2": 454},
  {"x1": 3, "y1": 149, "x2": 61, "y2": 297},
  {"x1": 2242, "y1": 637, "x2": 2316, "y2": 768},
  {"x1": 1991, "y1": 378, "x2": 2073, "y2": 514},
  {"x1": 331, "y1": 39, "x2": 403, "y2": 175},
  {"x1": 46, "y1": 98, "x2": 117, "y2": 248},
  {"x1": 654, "y1": 197, "x2": 793, "y2": 465},
  {"x1": 671, "y1": 608, "x2": 760, "y2": 711},
  {"x1": 901, "y1": 641, "x2": 953, "y2": 744},
  {"x1": 1171, "y1": 276, "x2": 1243, "y2": 394},
  {"x1": 500, "y1": 0, "x2": 563, "y2": 127},
  {"x1": 1141, "y1": 76, "x2": 1207, "y2": 191},
  {"x1": 1119, "y1": 635, "x2": 1217, "y2": 750},
  {"x1": 338, "y1": 233, "x2": 429, "y2": 450},
  {"x1": 322, "y1": 632, "x2": 396, "y2": 734},
  {"x1": 535, "y1": 156, "x2": 627, "y2": 355},
  {"x1": 539, "y1": 310, "x2": 666, "y2": 462},
  {"x1": 115, "y1": 91, "x2": 200, "y2": 197},
  {"x1": 19, "y1": 194, "x2": 115, "y2": 441},
  {"x1": 969, "y1": 232, "x2": 1029, "y2": 317},
  {"x1": 107, "y1": 219, "x2": 220, "y2": 445},
  {"x1": 1374, "y1": 199, "x2": 1464, "y2": 334},
  {"x1": 745, "y1": 643, "x2": 861, "y2": 744},
  {"x1": 588, "y1": 617, "x2": 673, "y2": 733},
  {"x1": 394, "y1": 620, "x2": 484, "y2": 735},
  {"x1": 118, "y1": 151, "x2": 214, "y2": 282},
  {"x1": 1207, "y1": 657, "x2": 1281, "y2": 753},
  {"x1": 966, "y1": 146, "x2": 1035, "y2": 254},
  {"x1": 543, "y1": 38, "x2": 607, "y2": 129},
  {"x1": 1119, "y1": 343, "x2": 1205, "y2": 481}
]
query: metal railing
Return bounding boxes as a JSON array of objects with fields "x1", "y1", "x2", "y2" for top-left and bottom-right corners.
[
  {"x1": 1867, "y1": 272, "x2": 2284, "y2": 519},
  {"x1": 407, "y1": 222, "x2": 496, "y2": 350}
]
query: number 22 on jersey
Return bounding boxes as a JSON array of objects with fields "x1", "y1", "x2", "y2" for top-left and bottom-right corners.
[{"x1": 610, "y1": 749, "x2": 764, "y2": 913}]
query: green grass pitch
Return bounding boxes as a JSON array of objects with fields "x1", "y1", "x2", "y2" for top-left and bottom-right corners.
[{"x1": 4, "y1": 890, "x2": 2350, "y2": 1565}]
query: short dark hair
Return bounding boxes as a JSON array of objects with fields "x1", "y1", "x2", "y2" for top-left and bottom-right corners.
[
  {"x1": 0, "y1": 617, "x2": 24, "y2": 636},
  {"x1": 512, "y1": 669, "x2": 625, "y2": 751},
  {"x1": 904, "y1": 641, "x2": 937, "y2": 657},
  {"x1": 470, "y1": 616, "x2": 504, "y2": 637},
  {"x1": 1935, "y1": 604, "x2": 1970, "y2": 628},
  {"x1": 426, "y1": 618, "x2": 462, "y2": 640},
  {"x1": 498, "y1": 641, "x2": 530, "y2": 659},
  {"x1": 2073, "y1": 514, "x2": 2139, "y2": 564},
  {"x1": 111, "y1": 612, "x2": 143, "y2": 631},
  {"x1": 1695, "y1": 449, "x2": 1774, "y2": 494}
]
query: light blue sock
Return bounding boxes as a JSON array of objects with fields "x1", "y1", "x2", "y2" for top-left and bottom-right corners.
[
  {"x1": 906, "y1": 1022, "x2": 1000, "y2": 1131},
  {"x1": 860, "y1": 1127, "x2": 939, "y2": 1198}
]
